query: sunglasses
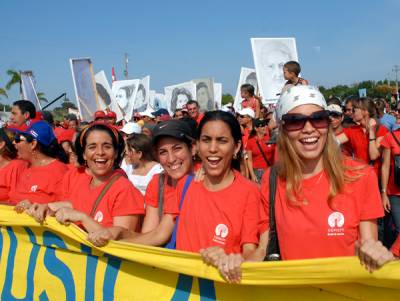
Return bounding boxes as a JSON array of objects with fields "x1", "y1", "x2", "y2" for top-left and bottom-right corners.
[
  {"x1": 14, "y1": 133, "x2": 33, "y2": 143},
  {"x1": 282, "y1": 110, "x2": 330, "y2": 132},
  {"x1": 329, "y1": 112, "x2": 343, "y2": 118}
]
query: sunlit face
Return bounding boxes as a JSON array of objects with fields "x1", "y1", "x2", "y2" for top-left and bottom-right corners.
[
  {"x1": 187, "y1": 103, "x2": 199, "y2": 118},
  {"x1": 174, "y1": 110, "x2": 183, "y2": 119},
  {"x1": 285, "y1": 104, "x2": 328, "y2": 162},
  {"x1": 176, "y1": 94, "x2": 188, "y2": 109},
  {"x1": 10, "y1": 105, "x2": 28, "y2": 126},
  {"x1": 125, "y1": 145, "x2": 141, "y2": 165},
  {"x1": 156, "y1": 137, "x2": 192, "y2": 180},
  {"x1": 198, "y1": 120, "x2": 240, "y2": 180},
  {"x1": 352, "y1": 107, "x2": 363, "y2": 122},
  {"x1": 68, "y1": 120, "x2": 78, "y2": 130},
  {"x1": 240, "y1": 89, "x2": 251, "y2": 99},
  {"x1": 329, "y1": 113, "x2": 343, "y2": 130},
  {"x1": 197, "y1": 87, "x2": 209, "y2": 107},
  {"x1": 83, "y1": 130, "x2": 116, "y2": 180},
  {"x1": 283, "y1": 67, "x2": 293, "y2": 81},
  {"x1": 13, "y1": 134, "x2": 34, "y2": 161},
  {"x1": 116, "y1": 88, "x2": 128, "y2": 110},
  {"x1": 344, "y1": 102, "x2": 353, "y2": 117}
]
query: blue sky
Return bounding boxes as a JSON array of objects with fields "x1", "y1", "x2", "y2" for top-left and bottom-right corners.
[{"x1": 1, "y1": 0, "x2": 399, "y2": 108}]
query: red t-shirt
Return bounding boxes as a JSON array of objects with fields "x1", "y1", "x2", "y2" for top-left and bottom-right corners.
[
  {"x1": 260, "y1": 159, "x2": 384, "y2": 260},
  {"x1": 241, "y1": 97, "x2": 258, "y2": 111},
  {"x1": 0, "y1": 160, "x2": 28, "y2": 203},
  {"x1": 176, "y1": 171, "x2": 261, "y2": 254},
  {"x1": 144, "y1": 173, "x2": 187, "y2": 216},
  {"x1": 335, "y1": 130, "x2": 352, "y2": 157},
  {"x1": 380, "y1": 129, "x2": 400, "y2": 195},
  {"x1": 247, "y1": 134, "x2": 275, "y2": 169},
  {"x1": 391, "y1": 236, "x2": 400, "y2": 257},
  {"x1": 343, "y1": 125, "x2": 388, "y2": 175},
  {"x1": 62, "y1": 167, "x2": 144, "y2": 227},
  {"x1": 9, "y1": 160, "x2": 68, "y2": 205},
  {"x1": 195, "y1": 113, "x2": 204, "y2": 125}
]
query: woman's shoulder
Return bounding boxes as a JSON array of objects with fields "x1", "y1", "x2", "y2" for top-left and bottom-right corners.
[{"x1": 233, "y1": 170, "x2": 260, "y2": 193}]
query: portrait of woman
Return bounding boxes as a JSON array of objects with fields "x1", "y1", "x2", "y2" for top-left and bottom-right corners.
[
  {"x1": 170, "y1": 88, "x2": 193, "y2": 112},
  {"x1": 112, "y1": 79, "x2": 139, "y2": 121}
]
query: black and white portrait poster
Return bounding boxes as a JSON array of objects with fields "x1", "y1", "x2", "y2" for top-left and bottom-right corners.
[
  {"x1": 149, "y1": 90, "x2": 167, "y2": 111},
  {"x1": 20, "y1": 71, "x2": 41, "y2": 110},
  {"x1": 251, "y1": 38, "x2": 298, "y2": 103},
  {"x1": 95, "y1": 71, "x2": 123, "y2": 121},
  {"x1": 234, "y1": 67, "x2": 258, "y2": 111},
  {"x1": 164, "y1": 82, "x2": 196, "y2": 114},
  {"x1": 192, "y1": 78, "x2": 215, "y2": 111},
  {"x1": 70, "y1": 58, "x2": 99, "y2": 121},
  {"x1": 112, "y1": 79, "x2": 139, "y2": 122},
  {"x1": 134, "y1": 75, "x2": 150, "y2": 113},
  {"x1": 213, "y1": 83, "x2": 222, "y2": 109}
]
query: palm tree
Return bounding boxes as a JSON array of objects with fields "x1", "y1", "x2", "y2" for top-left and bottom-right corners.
[
  {"x1": 0, "y1": 88, "x2": 7, "y2": 98},
  {"x1": 5, "y1": 69, "x2": 21, "y2": 96},
  {"x1": 37, "y1": 92, "x2": 47, "y2": 103}
]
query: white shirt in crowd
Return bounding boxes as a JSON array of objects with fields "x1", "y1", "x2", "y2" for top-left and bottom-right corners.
[{"x1": 124, "y1": 163, "x2": 163, "y2": 195}]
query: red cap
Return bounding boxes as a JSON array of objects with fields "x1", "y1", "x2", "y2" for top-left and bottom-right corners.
[
  {"x1": 57, "y1": 128, "x2": 75, "y2": 143},
  {"x1": 107, "y1": 111, "x2": 117, "y2": 119},
  {"x1": 94, "y1": 110, "x2": 106, "y2": 120}
]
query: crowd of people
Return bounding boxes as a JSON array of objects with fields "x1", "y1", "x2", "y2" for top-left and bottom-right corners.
[{"x1": 1, "y1": 60, "x2": 398, "y2": 283}]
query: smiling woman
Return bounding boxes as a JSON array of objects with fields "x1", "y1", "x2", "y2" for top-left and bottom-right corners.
[
  {"x1": 20, "y1": 123, "x2": 145, "y2": 246},
  {"x1": 255, "y1": 86, "x2": 391, "y2": 272}
]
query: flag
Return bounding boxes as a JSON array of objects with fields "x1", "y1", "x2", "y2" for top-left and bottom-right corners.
[{"x1": 112, "y1": 67, "x2": 116, "y2": 83}]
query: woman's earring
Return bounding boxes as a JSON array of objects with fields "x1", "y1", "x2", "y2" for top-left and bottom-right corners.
[{"x1": 233, "y1": 153, "x2": 237, "y2": 159}]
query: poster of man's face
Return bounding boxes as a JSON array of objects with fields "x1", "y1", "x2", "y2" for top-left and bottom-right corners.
[
  {"x1": 213, "y1": 83, "x2": 222, "y2": 109},
  {"x1": 164, "y1": 82, "x2": 196, "y2": 114},
  {"x1": 192, "y1": 78, "x2": 215, "y2": 112},
  {"x1": 251, "y1": 38, "x2": 298, "y2": 102},
  {"x1": 134, "y1": 76, "x2": 150, "y2": 113},
  {"x1": 70, "y1": 58, "x2": 99, "y2": 122},
  {"x1": 234, "y1": 67, "x2": 257, "y2": 111},
  {"x1": 95, "y1": 71, "x2": 124, "y2": 122},
  {"x1": 112, "y1": 79, "x2": 139, "y2": 122}
]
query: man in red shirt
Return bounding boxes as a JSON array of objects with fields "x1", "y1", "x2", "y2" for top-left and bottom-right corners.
[
  {"x1": 9, "y1": 100, "x2": 36, "y2": 131},
  {"x1": 186, "y1": 100, "x2": 204, "y2": 124}
]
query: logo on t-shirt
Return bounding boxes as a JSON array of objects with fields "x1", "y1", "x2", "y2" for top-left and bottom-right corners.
[
  {"x1": 30, "y1": 185, "x2": 38, "y2": 192},
  {"x1": 94, "y1": 211, "x2": 104, "y2": 223},
  {"x1": 213, "y1": 224, "x2": 229, "y2": 245},
  {"x1": 327, "y1": 212, "x2": 345, "y2": 236}
]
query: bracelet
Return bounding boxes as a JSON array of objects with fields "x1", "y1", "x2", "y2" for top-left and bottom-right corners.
[
  {"x1": 381, "y1": 188, "x2": 386, "y2": 193},
  {"x1": 369, "y1": 138, "x2": 376, "y2": 141}
]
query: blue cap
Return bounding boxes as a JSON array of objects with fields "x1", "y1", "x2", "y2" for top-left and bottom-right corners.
[
  {"x1": 19, "y1": 121, "x2": 56, "y2": 146},
  {"x1": 152, "y1": 108, "x2": 170, "y2": 117}
]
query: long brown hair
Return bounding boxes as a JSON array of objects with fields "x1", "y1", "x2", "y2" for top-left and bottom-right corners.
[{"x1": 277, "y1": 125, "x2": 361, "y2": 208}]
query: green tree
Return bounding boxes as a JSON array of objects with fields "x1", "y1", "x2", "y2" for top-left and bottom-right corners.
[
  {"x1": 221, "y1": 93, "x2": 234, "y2": 106},
  {"x1": 37, "y1": 92, "x2": 47, "y2": 103},
  {"x1": 5, "y1": 69, "x2": 21, "y2": 93},
  {"x1": 0, "y1": 88, "x2": 7, "y2": 99}
]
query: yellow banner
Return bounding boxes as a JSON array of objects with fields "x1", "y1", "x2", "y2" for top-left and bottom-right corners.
[{"x1": 0, "y1": 205, "x2": 398, "y2": 301}]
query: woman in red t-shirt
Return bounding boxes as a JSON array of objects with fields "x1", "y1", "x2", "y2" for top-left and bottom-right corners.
[
  {"x1": 20, "y1": 123, "x2": 144, "y2": 244},
  {"x1": 257, "y1": 86, "x2": 384, "y2": 271},
  {"x1": 89, "y1": 119, "x2": 196, "y2": 245},
  {"x1": 0, "y1": 128, "x2": 27, "y2": 202},
  {"x1": 11, "y1": 121, "x2": 68, "y2": 206},
  {"x1": 246, "y1": 118, "x2": 275, "y2": 183}
]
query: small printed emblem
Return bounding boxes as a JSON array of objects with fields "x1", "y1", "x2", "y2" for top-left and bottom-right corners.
[
  {"x1": 30, "y1": 185, "x2": 38, "y2": 192},
  {"x1": 327, "y1": 212, "x2": 345, "y2": 236},
  {"x1": 213, "y1": 224, "x2": 229, "y2": 245},
  {"x1": 94, "y1": 211, "x2": 104, "y2": 223}
]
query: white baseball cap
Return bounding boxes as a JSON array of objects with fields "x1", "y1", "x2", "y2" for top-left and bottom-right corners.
[
  {"x1": 237, "y1": 108, "x2": 255, "y2": 119},
  {"x1": 327, "y1": 104, "x2": 343, "y2": 114},
  {"x1": 275, "y1": 85, "x2": 327, "y2": 121},
  {"x1": 121, "y1": 122, "x2": 142, "y2": 135},
  {"x1": 140, "y1": 109, "x2": 155, "y2": 118}
]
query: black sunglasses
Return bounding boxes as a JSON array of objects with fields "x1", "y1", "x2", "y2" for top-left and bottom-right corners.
[
  {"x1": 14, "y1": 133, "x2": 33, "y2": 143},
  {"x1": 282, "y1": 110, "x2": 330, "y2": 132},
  {"x1": 329, "y1": 112, "x2": 343, "y2": 118},
  {"x1": 255, "y1": 123, "x2": 267, "y2": 128}
]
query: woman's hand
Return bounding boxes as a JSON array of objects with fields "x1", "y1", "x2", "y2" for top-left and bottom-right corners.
[
  {"x1": 55, "y1": 207, "x2": 86, "y2": 226},
  {"x1": 382, "y1": 194, "x2": 391, "y2": 213},
  {"x1": 14, "y1": 199, "x2": 32, "y2": 213},
  {"x1": 27, "y1": 203, "x2": 49, "y2": 223},
  {"x1": 217, "y1": 253, "x2": 244, "y2": 283},
  {"x1": 356, "y1": 239, "x2": 395, "y2": 272},
  {"x1": 194, "y1": 167, "x2": 205, "y2": 182},
  {"x1": 200, "y1": 246, "x2": 226, "y2": 266},
  {"x1": 87, "y1": 228, "x2": 113, "y2": 247},
  {"x1": 47, "y1": 201, "x2": 73, "y2": 216}
]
